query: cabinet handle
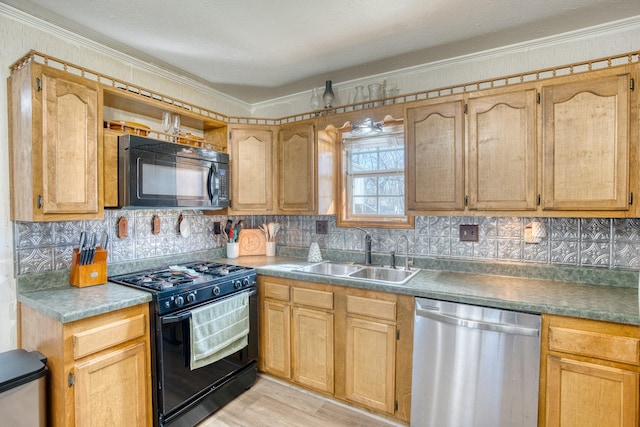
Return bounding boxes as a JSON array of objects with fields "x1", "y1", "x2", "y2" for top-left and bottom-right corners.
[
  {"x1": 36, "y1": 77, "x2": 41, "y2": 92},
  {"x1": 37, "y1": 195, "x2": 43, "y2": 209},
  {"x1": 68, "y1": 372, "x2": 75, "y2": 387},
  {"x1": 631, "y1": 77, "x2": 635, "y2": 92}
]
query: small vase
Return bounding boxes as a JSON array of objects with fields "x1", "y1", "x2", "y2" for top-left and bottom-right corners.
[
  {"x1": 310, "y1": 88, "x2": 322, "y2": 111},
  {"x1": 323, "y1": 80, "x2": 335, "y2": 109}
]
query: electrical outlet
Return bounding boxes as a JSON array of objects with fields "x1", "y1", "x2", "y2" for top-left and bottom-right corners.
[
  {"x1": 316, "y1": 220, "x2": 329, "y2": 235},
  {"x1": 214, "y1": 222, "x2": 221, "y2": 235},
  {"x1": 460, "y1": 224, "x2": 479, "y2": 242}
]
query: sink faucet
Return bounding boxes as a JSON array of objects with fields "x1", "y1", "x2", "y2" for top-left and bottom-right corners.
[
  {"x1": 396, "y1": 235, "x2": 410, "y2": 270},
  {"x1": 355, "y1": 227, "x2": 372, "y2": 265}
]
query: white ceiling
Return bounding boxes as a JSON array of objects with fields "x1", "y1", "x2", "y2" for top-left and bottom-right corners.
[{"x1": 3, "y1": 0, "x2": 640, "y2": 104}]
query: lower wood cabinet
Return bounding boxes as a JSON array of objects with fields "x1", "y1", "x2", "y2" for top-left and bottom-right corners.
[
  {"x1": 258, "y1": 275, "x2": 414, "y2": 422},
  {"x1": 19, "y1": 303, "x2": 152, "y2": 427},
  {"x1": 540, "y1": 314, "x2": 640, "y2": 427}
]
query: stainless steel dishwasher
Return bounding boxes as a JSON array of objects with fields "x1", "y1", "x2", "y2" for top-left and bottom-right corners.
[{"x1": 411, "y1": 297, "x2": 541, "y2": 427}]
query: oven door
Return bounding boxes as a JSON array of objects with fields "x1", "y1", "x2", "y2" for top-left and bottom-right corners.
[{"x1": 157, "y1": 289, "x2": 258, "y2": 418}]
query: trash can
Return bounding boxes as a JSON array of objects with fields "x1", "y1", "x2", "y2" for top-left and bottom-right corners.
[{"x1": 0, "y1": 349, "x2": 48, "y2": 427}]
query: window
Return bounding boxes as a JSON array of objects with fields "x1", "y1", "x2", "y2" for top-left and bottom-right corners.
[{"x1": 337, "y1": 119, "x2": 413, "y2": 228}]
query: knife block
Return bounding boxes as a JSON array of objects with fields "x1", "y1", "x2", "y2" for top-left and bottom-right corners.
[{"x1": 69, "y1": 248, "x2": 108, "y2": 288}]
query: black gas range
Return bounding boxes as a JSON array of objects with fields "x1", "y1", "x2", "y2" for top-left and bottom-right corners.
[
  {"x1": 109, "y1": 261, "x2": 258, "y2": 427},
  {"x1": 109, "y1": 261, "x2": 257, "y2": 315}
]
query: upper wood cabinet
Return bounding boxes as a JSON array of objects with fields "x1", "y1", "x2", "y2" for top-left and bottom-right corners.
[
  {"x1": 406, "y1": 88, "x2": 537, "y2": 214},
  {"x1": 277, "y1": 121, "x2": 335, "y2": 215},
  {"x1": 467, "y1": 88, "x2": 537, "y2": 211},
  {"x1": 9, "y1": 62, "x2": 103, "y2": 221},
  {"x1": 278, "y1": 122, "x2": 316, "y2": 213},
  {"x1": 541, "y1": 70, "x2": 632, "y2": 212},
  {"x1": 406, "y1": 96, "x2": 465, "y2": 212},
  {"x1": 406, "y1": 65, "x2": 637, "y2": 217},
  {"x1": 228, "y1": 125, "x2": 277, "y2": 214}
]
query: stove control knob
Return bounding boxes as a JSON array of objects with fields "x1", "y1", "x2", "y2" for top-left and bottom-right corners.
[
  {"x1": 234, "y1": 280, "x2": 242, "y2": 289},
  {"x1": 175, "y1": 296, "x2": 185, "y2": 307},
  {"x1": 242, "y1": 278, "x2": 250, "y2": 287},
  {"x1": 186, "y1": 293, "x2": 196, "y2": 303},
  {"x1": 212, "y1": 286, "x2": 221, "y2": 296}
]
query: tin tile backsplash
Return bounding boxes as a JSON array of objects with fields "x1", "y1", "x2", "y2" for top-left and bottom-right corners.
[{"x1": 13, "y1": 211, "x2": 640, "y2": 274}]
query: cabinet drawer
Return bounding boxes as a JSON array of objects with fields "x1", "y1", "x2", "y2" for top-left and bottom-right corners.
[
  {"x1": 293, "y1": 288, "x2": 333, "y2": 310},
  {"x1": 549, "y1": 326, "x2": 640, "y2": 365},
  {"x1": 73, "y1": 314, "x2": 147, "y2": 359},
  {"x1": 263, "y1": 281, "x2": 290, "y2": 301},
  {"x1": 347, "y1": 295, "x2": 396, "y2": 321}
]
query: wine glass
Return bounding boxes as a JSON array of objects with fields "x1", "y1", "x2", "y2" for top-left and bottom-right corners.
[
  {"x1": 162, "y1": 112, "x2": 171, "y2": 139},
  {"x1": 172, "y1": 114, "x2": 181, "y2": 135}
]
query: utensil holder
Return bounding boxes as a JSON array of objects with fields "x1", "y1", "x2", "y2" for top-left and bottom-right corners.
[
  {"x1": 226, "y1": 242, "x2": 239, "y2": 259},
  {"x1": 266, "y1": 242, "x2": 276, "y2": 257},
  {"x1": 69, "y1": 248, "x2": 108, "y2": 288}
]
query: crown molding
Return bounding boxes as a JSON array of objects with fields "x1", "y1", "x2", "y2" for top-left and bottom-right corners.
[{"x1": 255, "y1": 15, "x2": 640, "y2": 111}]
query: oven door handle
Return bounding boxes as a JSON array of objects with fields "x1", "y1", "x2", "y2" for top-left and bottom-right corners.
[
  {"x1": 161, "y1": 311, "x2": 192, "y2": 325},
  {"x1": 160, "y1": 287, "x2": 256, "y2": 325}
]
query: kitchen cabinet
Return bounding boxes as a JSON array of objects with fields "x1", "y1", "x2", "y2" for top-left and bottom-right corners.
[
  {"x1": 259, "y1": 278, "x2": 334, "y2": 394},
  {"x1": 277, "y1": 121, "x2": 335, "y2": 215},
  {"x1": 541, "y1": 70, "x2": 632, "y2": 212},
  {"x1": 467, "y1": 88, "x2": 537, "y2": 210},
  {"x1": 278, "y1": 122, "x2": 316, "y2": 213},
  {"x1": 406, "y1": 66, "x2": 637, "y2": 217},
  {"x1": 342, "y1": 295, "x2": 397, "y2": 414},
  {"x1": 260, "y1": 280, "x2": 291, "y2": 379},
  {"x1": 291, "y1": 287, "x2": 334, "y2": 394},
  {"x1": 406, "y1": 96, "x2": 465, "y2": 212},
  {"x1": 406, "y1": 87, "x2": 537, "y2": 213},
  {"x1": 257, "y1": 275, "x2": 414, "y2": 422},
  {"x1": 102, "y1": 128, "x2": 121, "y2": 207},
  {"x1": 19, "y1": 303, "x2": 152, "y2": 427},
  {"x1": 540, "y1": 314, "x2": 640, "y2": 427},
  {"x1": 228, "y1": 125, "x2": 277, "y2": 213},
  {"x1": 8, "y1": 62, "x2": 103, "y2": 221}
]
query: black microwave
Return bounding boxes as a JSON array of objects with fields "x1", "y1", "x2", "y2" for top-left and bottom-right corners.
[{"x1": 118, "y1": 134, "x2": 230, "y2": 209}]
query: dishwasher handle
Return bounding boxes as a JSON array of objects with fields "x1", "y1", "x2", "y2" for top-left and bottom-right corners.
[{"x1": 416, "y1": 302, "x2": 539, "y2": 337}]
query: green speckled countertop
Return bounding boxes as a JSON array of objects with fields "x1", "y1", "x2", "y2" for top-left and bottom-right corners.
[
  {"x1": 17, "y1": 248, "x2": 640, "y2": 326},
  {"x1": 224, "y1": 255, "x2": 640, "y2": 326}
]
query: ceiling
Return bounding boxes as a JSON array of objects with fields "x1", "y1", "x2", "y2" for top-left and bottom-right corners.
[{"x1": 3, "y1": 0, "x2": 640, "y2": 104}]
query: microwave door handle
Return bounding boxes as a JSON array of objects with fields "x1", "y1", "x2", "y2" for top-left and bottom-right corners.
[{"x1": 208, "y1": 164, "x2": 219, "y2": 203}]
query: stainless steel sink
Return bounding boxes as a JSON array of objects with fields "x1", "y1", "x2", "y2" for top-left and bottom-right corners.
[
  {"x1": 295, "y1": 261, "x2": 362, "y2": 276},
  {"x1": 294, "y1": 261, "x2": 420, "y2": 285},
  {"x1": 348, "y1": 266, "x2": 418, "y2": 284}
]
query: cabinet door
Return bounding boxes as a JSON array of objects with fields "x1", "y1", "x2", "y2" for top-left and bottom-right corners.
[
  {"x1": 344, "y1": 316, "x2": 396, "y2": 414},
  {"x1": 74, "y1": 342, "x2": 149, "y2": 427},
  {"x1": 292, "y1": 306, "x2": 334, "y2": 393},
  {"x1": 541, "y1": 73, "x2": 630, "y2": 211},
  {"x1": 406, "y1": 98, "x2": 465, "y2": 211},
  {"x1": 468, "y1": 89, "x2": 537, "y2": 210},
  {"x1": 546, "y1": 356, "x2": 639, "y2": 427},
  {"x1": 9, "y1": 64, "x2": 102, "y2": 221},
  {"x1": 261, "y1": 299, "x2": 291, "y2": 379},
  {"x1": 228, "y1": 126, "x2": 276, "y2": 213},
  {"x1": 279, "y1": 123, "x2": 316, "y2": 213},
  {"x1": 41, "y1": 68, "x2": 101, "y2": 216}
]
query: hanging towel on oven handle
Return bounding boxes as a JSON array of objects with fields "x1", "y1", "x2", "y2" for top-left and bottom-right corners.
[{"x1": 189, "y1": 291, "x2": 250, "y2": 370}]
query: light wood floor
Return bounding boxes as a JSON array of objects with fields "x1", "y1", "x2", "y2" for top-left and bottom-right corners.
[{"x1": 198, "y1": 375, "x2": 405, "y2": 427}]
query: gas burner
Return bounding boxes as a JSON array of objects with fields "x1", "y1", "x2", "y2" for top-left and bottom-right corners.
[{"x1": 123, "y1": 271, "x2": 194, "y2": 291}]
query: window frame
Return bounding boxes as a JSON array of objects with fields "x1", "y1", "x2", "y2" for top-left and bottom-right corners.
[{"x1": 336, "y1": 118, "x2": 414, "y2": 229}]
